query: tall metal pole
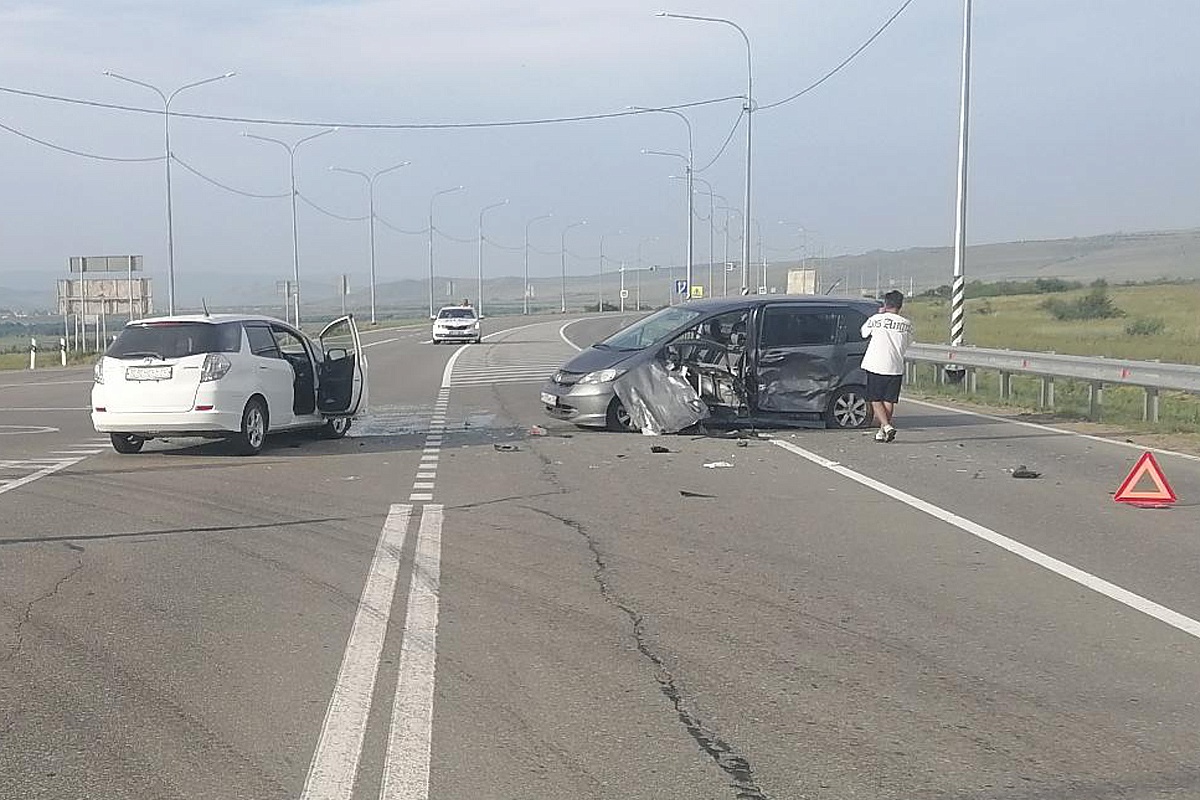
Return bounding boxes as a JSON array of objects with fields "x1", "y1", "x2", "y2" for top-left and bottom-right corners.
[
  {"x1": 105, "y1": 70, "x2": 235, "y2": 315},
  {"x1": 657, "y1": 13, "x2": 752, "y2": 296},
  {"x1": 524, "y1": 213, "x2": 553, "y2": 315},
  {"x1": 246, "y1": 128, "x2": 336, "y2": 327},
  {"x1": 560, "y1": 220, "x2": 587, "y2": 313},
  {"x1": 950, "y1": 0, "x2": 973, "y2": 348},
  {"x1": 477, "y1": 199, "x2": 508, "y2": 317},
  {"x1": 636, "y1": 236, "x2": 657, "y2": 311},
  {"x1": 633, "y1": 107, "x2": 694, "y2": 297},
  {"x1": 691, "y1": 176, "x2": 720, "y2": 297},
  {"x1": 330, "y1": 160, "x2": 409, "y2": 326},
  {"x1": 597, "y1": 228, "x2": 618, "y2": 312},
  {"x1": 428, "y1": 186, "x2": 464, "y2": 319}
]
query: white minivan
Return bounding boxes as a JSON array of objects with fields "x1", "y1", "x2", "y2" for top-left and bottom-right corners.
[{"x1": 91, "y1": 314, "x2": 367, "y2": 455}]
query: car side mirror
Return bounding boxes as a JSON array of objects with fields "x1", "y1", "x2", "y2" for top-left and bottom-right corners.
[
  {"x1": 326, "y1": 347, "x2": 348, "y2": 362},
  {"x1": 430, "y1": 315, "x2": 438, "y2": 321}
]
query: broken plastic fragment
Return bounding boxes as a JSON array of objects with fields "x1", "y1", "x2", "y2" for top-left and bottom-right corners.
[
  {"x1": 494, "y1": 443, "x2": 520, "y2": 452},
  {"x1": 703, "y1": 461, "x2": 734, "y2": 469}
]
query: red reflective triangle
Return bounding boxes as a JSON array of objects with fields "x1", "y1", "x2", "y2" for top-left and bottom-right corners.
[{"x1": 1113, "y1": 451, "x2": 1176, "y2": 505}]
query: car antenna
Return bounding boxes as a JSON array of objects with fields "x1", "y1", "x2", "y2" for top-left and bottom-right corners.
[{"x1": 201, "y1": 298, "x2": 210, "y2": 317}]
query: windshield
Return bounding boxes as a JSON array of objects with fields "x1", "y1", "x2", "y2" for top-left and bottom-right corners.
[
  {"x1": 437, "y1": 308, "x2": 476, "y2": 319},
  {"x1": 599, "y1": 306, "x2": 703, "y2": 351},
  {"x1": 107, "y1": 321, "x2": 242, "y2": 360}
]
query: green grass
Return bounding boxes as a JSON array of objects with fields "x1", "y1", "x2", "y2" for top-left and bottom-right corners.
[{"x1": 907, "y1": 283, "x2": 1200, "y2": 365}]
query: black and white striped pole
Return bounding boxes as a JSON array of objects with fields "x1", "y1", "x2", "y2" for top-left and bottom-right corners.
[
  {"x1": 946, "y1": 0, "x2": 972, "y2": 383},
  {"x1": 28, "y1": 337, "x2": 37, "y2": 370}
]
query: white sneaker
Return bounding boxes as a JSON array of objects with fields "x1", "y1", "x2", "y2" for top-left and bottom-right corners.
[
  {"x1": 874, "y1": 429, "x2": 887, "y2": 442},
  {"x1": 883, "y1": 425, "x2": 896, "y2": 442}
]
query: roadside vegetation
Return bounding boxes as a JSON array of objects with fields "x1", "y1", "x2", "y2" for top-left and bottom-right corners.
[
  {"x1": 905, "y1": 279, "x2": 1200, "y2": 435},
  {"x1": 907, "y1": 279, "x2": 1200, "y2": 365}
]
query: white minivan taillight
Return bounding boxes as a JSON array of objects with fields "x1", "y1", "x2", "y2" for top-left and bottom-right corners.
[{"x1": 199, "y1": 353, "x2": 232, "y2": 382}]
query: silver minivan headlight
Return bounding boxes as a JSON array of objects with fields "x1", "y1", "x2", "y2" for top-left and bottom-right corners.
[{"x1": 578, "y1": 368, "x2": 624, "y2": 384}]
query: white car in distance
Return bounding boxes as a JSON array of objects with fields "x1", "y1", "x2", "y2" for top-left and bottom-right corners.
[
  {"x1": 431, "y1": 305, "x2": 482, "y2": 344},
  {"x1": 91, "y1": 313, "x2": 367, "y2": 455}
]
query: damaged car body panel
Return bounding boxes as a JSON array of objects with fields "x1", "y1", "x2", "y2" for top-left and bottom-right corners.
[{"x1": 540, "y1": 296, "x2": 879, "y2": 433}]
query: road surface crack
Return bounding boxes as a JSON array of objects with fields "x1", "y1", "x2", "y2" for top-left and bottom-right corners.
[
  {"x1": 525, "y1": 507, "x2": 772, "y2": 800},
  {"x1": 0, "y1": 552, "x2": 85, "y2": 667}
]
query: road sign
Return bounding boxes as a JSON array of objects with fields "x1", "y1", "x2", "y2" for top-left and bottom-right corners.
[
  {"x1": 689, "y1": 285, "x2": 704, "y2": 299},
  {"x1": 619, "y1": 289, "x2": 629, "y2": 299},
  {"x1": 675, "y1": 279, "x2": 687, "y2": 295},
  {"x1": 1114, "y1": 451, "x2": 1176, "y2": 506}
]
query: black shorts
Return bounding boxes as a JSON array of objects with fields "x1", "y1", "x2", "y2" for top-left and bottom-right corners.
[{"x1": 865, "y1": 371, "x2": 903, "y2": 403}]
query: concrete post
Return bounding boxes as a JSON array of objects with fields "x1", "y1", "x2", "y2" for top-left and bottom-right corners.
[
  {"x1": 60, "y1": 337, "x2": 67, "y2": 367},
  {"x1": 29, "y1": 337, "x2": 37, "y2": 370},
  {"x1": 1143, "y1": 387, "x2": 1160, "y2": 423}
]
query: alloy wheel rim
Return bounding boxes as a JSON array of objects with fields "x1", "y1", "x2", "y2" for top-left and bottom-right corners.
[
  {"x1": 248, "y1": 408, "x2": 265, "y2": 447},
  {"x1": 837, "y1": 395, "x2": 866, "y2": 427}
]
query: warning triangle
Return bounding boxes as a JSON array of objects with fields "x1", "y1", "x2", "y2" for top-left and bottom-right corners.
[{"x1": 1113, "y1": 451, "x2": 1176, "y2": 506}]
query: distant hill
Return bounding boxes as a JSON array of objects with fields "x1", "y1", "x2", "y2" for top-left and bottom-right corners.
[{"x1": 3, "y1": 228, "x2": 1199, "y2": 314}]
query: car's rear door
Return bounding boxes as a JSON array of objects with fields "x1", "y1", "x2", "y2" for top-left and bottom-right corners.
[
  {"x1": 751, "y1": 304, "x2": 846, "y2": 414},
  {"x1": 317, "y1": 315, "x2": 366, "y2": 416},
  {"x1": 243, "y1": 322, "x2": 296, "y2": 427}
]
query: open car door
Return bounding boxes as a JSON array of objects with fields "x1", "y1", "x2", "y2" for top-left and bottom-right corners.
[{"x1": 317, "y1": 315, "x2": 367, "y2": 416}]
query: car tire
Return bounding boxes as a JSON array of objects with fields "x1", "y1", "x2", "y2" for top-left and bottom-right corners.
[
  {"x1": 319, "y1": 416, "x2": 351, "y2": 439},
  {"x1": 825, "y1": 385, "x2": 872, "y2": 429},
  {"x1": 604, "y1": 397, "x2": 636, "y2": 432},
  {"x1": 233, "y1": 397, "x2": 268, "y2": 455},
  {"x1": 110, "y1": 433, "x2": 145, "y2": 454}
]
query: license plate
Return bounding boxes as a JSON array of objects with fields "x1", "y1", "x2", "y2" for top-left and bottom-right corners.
[
  {"x1": 126, "y1": 365, "x2": 172, "y2": 381},
  {"x1": 540, "y1": 391, "x2": 557, "y2": 406}
]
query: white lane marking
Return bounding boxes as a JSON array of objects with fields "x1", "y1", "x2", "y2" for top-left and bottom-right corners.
[
  {"x1": 0, "y1": 424, "x2": 59, "y2": 434},
  {"x1": 49, "y1": 450, "x2": 104, "y2": 455},
  {"x1": 413, "y1": 482, "x2": 435, "y2": 490},
  {"x1": 770, "y1": 438, "x2": 1200, "y2": 641},
  {"x1": 0, "y1": 408, "x2": 88, "y2": 413},
  {"x1": 0, "y1": 457, "x2": 85, "y2": 496},
  {"x1": 362, "y1": 338, "x2": 400, "y2": 349},
  {"x1": 416, "y1": 472, "x2": 436, "y2": 480},
  {"x1": 0, "y1": 379, "x2": 93, "y2": 389},
  {"x1": 380, "y1": 504, "x2": 444, "y2": 800},
  {"x1": 409, "y1": 493, "x2": 433, "y2": 502},
  {"x1": 559, "y1": 319, "x2": 585, "y2": 351},
  {"x1": 300, "y1": 504, "x2": 413, "y2": 800},
  {"x1": 440, "y1": 345, "x2": 471, "y2": 389},
  {"x1": 908, "y1": 397, "x2": 1200, "y2": 463}
]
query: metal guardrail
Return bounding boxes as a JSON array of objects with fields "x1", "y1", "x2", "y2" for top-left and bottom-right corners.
[{"x1": 904, "y1": 343, "x2": 1200, "y2": 422}]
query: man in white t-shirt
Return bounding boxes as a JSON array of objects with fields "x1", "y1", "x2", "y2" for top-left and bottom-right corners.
[{"x1": 860, "y1": 290, "x2": 914, "y2": 442}]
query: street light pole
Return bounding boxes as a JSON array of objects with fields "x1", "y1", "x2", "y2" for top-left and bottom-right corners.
[
  {"x1": 635, "y1": 236, "x2": 659, "y2": 311},
  {"x1": 104, "y1": 70, "x2": 235, "y2": 315},
  {"x1": 950, "y1": 0, "x2": 973, "y2": 349},
  {"x1": 428, "y1": 186, "x2": 465, "y2": 319},
  {"x1": 598, "y1": 229, "x2": 621, "y2": 312},
  {"x1": 524, "y1": 213, "x2": 553, "y2": 315},
  {"x1": 245, "y1": 128, "x2": 337, "y2": 326},
  {"x1": 656, "y1": 12, "x2": 752, "y2": 295},
  {"x1": 690, "y1": 176, "x2": 719, "y2": 297},
  {"x1": 644, "y1": 149, "x2": 692, "y2": 302},
  {"x1": 632, "y1": 106, "x2": 694, "y2": 297},
  {"x1": 329, "y1": 160, "x2": 410, "y2": 325},
  {"x1": 560, "y1": 220, "x2": 587, "y2": 313},
  {"x1": 477, "y1": 199, "x2": 509, "y2": 317}
]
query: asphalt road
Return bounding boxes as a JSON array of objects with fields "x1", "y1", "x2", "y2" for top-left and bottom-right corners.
[{"x1": 2, "y1": 313, "x2": 1200, "y2": 800}]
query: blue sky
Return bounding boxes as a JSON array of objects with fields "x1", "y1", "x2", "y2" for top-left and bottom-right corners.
[{"x1": 1, "y1": 1, "x2": 1197, "y2": 306}]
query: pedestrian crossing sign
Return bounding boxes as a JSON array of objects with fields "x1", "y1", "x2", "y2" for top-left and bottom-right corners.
[
  {"x1": 690, "y1": 285, "x2": 704, "y2": 299},
  {"x1": 674, "y1": 279, "x2": 688, "y2": 296}
]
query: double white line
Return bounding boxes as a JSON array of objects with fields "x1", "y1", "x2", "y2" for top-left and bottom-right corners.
[{"x1": 301, "y1": 502, "x2": 444, "y2": 800}]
